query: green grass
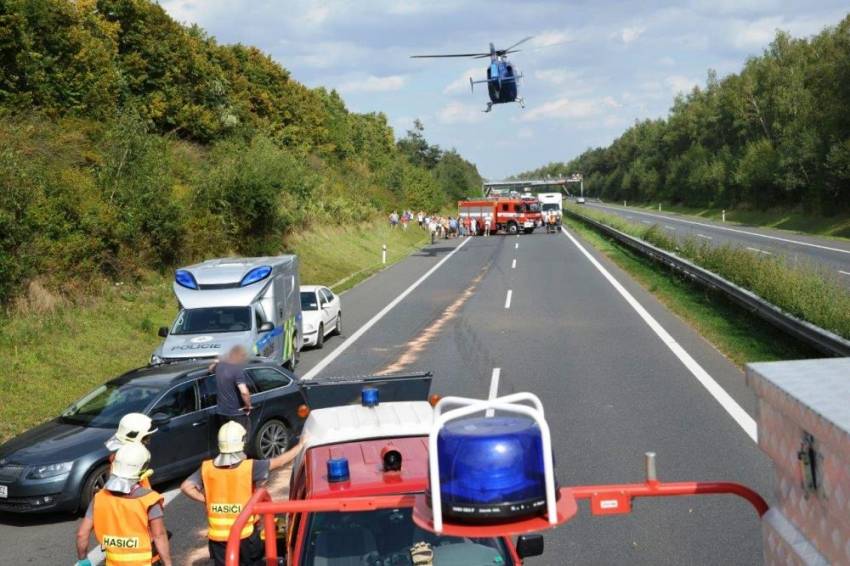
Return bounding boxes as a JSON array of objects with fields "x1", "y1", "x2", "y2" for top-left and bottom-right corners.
[
  {"x1": 562, "y1": 216, "x2": 819, "y2": 366},
  {"x1": 0, "y1": 218, "x2": 429, "y2": 442},
  {"x1": 630, "y1": 202, "x2": 850, "y2": 240}
]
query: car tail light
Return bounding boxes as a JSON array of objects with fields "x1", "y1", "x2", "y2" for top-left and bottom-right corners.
[{"x1": 429, "y1": 394, "x2": 442, "y2": 407}]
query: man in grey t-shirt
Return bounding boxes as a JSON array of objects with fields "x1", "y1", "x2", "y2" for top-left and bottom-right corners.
[{"x1": 210, "y1": 345, "x2": 253, "y2": 432}]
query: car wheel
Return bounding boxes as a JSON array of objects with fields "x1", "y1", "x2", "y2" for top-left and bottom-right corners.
[
  {"x1": 253, "y1": 419, "x2": 291, "y2": 458},
  {"x1": 79, "y1": 463, "x2": 110, "y2": 513},
  {"x1": 331, "y1": 312, "x2": 341, "y2": 336},
  {"x1": 316, "y1": 324, "x2": 324, "y2": 349},
  {"x1": 507, "y1": 222, "x2": 518, "y2": 235}
]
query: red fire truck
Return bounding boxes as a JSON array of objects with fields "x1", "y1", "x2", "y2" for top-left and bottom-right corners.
[{"x1": 459, "y1": 197, "x2": 542, "y2": 235}]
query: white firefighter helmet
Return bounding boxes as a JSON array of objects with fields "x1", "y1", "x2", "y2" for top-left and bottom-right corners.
[
  {"x1": 105, "y1": 413, "x2": 156, "y2": 451},
  {"x1": 105, "y1": 444, "x2": 151, "y2": 493},
  {"x1": 218, "y1": 421, "x2": 247, "y2": 454},
  {"x1": 215, "y1": 421, "x2": 248, "y2": 467}
]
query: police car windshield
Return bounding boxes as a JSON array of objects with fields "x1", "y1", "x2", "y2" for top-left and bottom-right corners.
[
  {"x1": 171, "y1": 307, "x2": 252, "y2": 335},
  {"x1": 300, "y1": 291, "x2": 319, "y2": 311},
  {"x1": 61, "y1": 383, "x2": 162, "y2": 427},
  {"x1": 302, "y1": 508, "x2": 513, "y2": 565},
  {"x1": 541, "y1": 203, "x2": 559, "y2": 211}
]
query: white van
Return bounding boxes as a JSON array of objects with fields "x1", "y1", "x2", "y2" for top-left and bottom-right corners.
[
  {"x1": 538, "y1": 192, "x2": 563, "y2": 221},
  {"x1": 152, "y1": 256, "x2": 302, "y2": 369}
]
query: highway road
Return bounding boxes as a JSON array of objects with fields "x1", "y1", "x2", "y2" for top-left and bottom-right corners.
[
  {"x1": 0, "y1": 227, "x2": 772, "y2": 565},
  {"x1": 585, "y1": 202, "x2": 850, "y2": 281}
]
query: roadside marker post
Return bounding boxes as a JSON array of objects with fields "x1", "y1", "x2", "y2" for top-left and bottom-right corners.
[
  {"x1": 722, "y1": 210, "x2": 726, "y2": 223},
  {"x1": 382, "y1": 244, "x2": 387, "y2": 265}
]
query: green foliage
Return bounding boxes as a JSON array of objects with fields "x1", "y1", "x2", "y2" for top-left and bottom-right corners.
[
  {"x1": 518, "y1": 16, "x2": 850, "y2": 215},
  {"x1": 0, "y1": 0, "x2": 481, "y2": 306}
]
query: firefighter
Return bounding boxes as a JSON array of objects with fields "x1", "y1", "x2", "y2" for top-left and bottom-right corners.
[
  {"x1": 180, "y1": 421, "x2": 305, "y2": 566},
  {"x1": 75, "y1": 444, "x2": 172, "y2": 566},
  {"x1": 106, "y1": 413, "x2": 157, "y2": 488}
]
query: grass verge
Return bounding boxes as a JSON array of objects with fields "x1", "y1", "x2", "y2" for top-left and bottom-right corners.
[
  {"x1": 631, "y1": 202, "x2": 850, "y2": 240},
  {"x1": 0, "y1": 219, "x2": 429, "y2": 442},
  {"x1": 562, "y1": 216, "x2": 819, "y2": 367},
  {"x1": 567, "y1": 203, "x2": 850, "y2": 342}
]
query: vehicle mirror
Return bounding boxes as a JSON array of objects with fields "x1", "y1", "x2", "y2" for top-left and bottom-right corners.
[
  {"x1": 151, "y1": 413, "x2": 171, "y2": 427},
  {"x1": 158, "y1": 326, "x2": 169, "y2": 338},
  {"x1": 516, "y1": 534, "x2": 544, "y2": 558},
  {"x1": 259, "y1": 321, "x2": 274, "y2": 333}
]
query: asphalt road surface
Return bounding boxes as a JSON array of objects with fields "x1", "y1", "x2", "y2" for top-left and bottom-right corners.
[
  {"x1": 0, "y1": 227, "x2": 773, "y2": 565},
  {"x1": 586, "y1": 202, "x2": 850, "y2": 281}
]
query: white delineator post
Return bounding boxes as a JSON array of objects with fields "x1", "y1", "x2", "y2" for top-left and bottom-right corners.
[
  {"x1": 382, "y1": 244, "x2": 387, "y2": 265},
  {"x1": 722, "y1": 209, "x2": 726, "y2": 223},
  {"x1": 747, "y1": 358, "x2": 850, "y2": 565}
]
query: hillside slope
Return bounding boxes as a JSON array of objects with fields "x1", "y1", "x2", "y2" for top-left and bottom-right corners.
[{"x1": 0, "y1": 0, "x2": 480, "y2": 306}]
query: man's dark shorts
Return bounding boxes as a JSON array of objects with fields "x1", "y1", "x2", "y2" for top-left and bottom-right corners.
[{"x1": 209, "y1": 530, "x2": 263, "y2": 566}]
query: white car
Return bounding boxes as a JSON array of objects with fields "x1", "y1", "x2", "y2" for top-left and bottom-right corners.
[
  {"x1": 300, "y1": 285, "x2": 341, "y2": 348},
  {"x1": 577, "y1": 197, "x2": 586, "y2": 204}
]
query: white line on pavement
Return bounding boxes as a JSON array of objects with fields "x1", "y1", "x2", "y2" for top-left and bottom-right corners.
[
  {"x1": 840, "y1": 270, "x2": 850, "y2": 276},
  {"x1": 560, "y1": 226, "x2": 757, "y2": 442},
  {"x1": 302, "y1": 237, "x2": 470, "y2": 380},
  {"x1": 746, "y1": 246, "x2": 772, "y2": 256},
  {"x1": 486, "y1": 368, "x2": 500, "y2": 417},
  {"x1": 663, "y1": 225, "x2": 676, "y2": 231},
  {"x1": 512, "y1": 258, "x2": 517, "y2": 269},
  {"x1": 593, "y1": 204, "x2": 850, "y2": 255},
  {"x1": 640, "y1": 220, "x2": 652, "y2": 225},
  {"x1": 515, "y1": 242, "x2": 519, "y2": 249},
  {"x1": 504, "y1": 290, "x2": 513, "y2": 309},
  {"x1": 697, "y1": 234, "x2": 713, "y2": 240}
]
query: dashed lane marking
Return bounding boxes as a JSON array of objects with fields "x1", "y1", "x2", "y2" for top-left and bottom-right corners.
[
  {"x1": 504, "y1": 290, "x2": 513, "y2": 309},
  {"x1": 561, "y1": 226, "x2": 757, "y2": 442},
  {"x1": 512, "y1": 258, "x2": 517, "y2": 269}
]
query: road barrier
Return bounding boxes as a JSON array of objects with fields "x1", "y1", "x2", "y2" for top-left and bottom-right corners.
[{"x1": 564, "y1": 209, "x2": 850, "y2": 357}]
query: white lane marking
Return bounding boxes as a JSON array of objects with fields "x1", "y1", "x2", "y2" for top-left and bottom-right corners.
[
  {"x1": 512, "y1": 258, "x2": 517, "y2": 269},
  {"x1": 839, "y1": 270, "x2": 850, "y2": 276},
  {"x1": 515, "y1": 242, "x2": 519, "y2": 249},
  {"x1": 560, "y1": 227, "x2": 757, "y2": 442},
  {"x1": 486, "y1": 368, "x2": 500, "y2": 417},
  {"x1": 504, "y1": 290, "x2": 513, "y2": 309},
  {"x1": 696, "y1": 234, "x2": 713, "y2": 240},
  {"x1": 593, "y1": 204, "x2": 850, "y2": 255},
  {"x1": 302, "y1": 237, "x2": 470, "y2": 380},
  {"x1": 84, "y1": 490, "x2": 182, "y2": 565},
  {"x1": 640, "y1": 220, "x2": 652, "y2": 225},
  {"x1": 663, "y1": 225, "x2": 676, "y2": 231},
  {"x1": 746, "y1": 246, "x2": 772, "y2": 256}
]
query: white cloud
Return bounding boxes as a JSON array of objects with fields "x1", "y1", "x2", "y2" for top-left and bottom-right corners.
[
  {"x1": 521, "y1": 97, "x2": 603, "y2": 122},
  {"x1": 339, "y1": 75, "x2": 407, "y2": 93},
  {"x1": 658, "y1": 56, "x2": 676, "y2": 66},
  {"x1": 517, "y1": 127, "x2": 534, "y2": 139},
  {"x1": 665, "y1": 74, "x2": 700, "y2": 95},
  {"x1": 437, "y1": 101, "x2": 484, "y2": 124},
  {"x1": 602, "y1": 96, "x2": 621, "y2": 109},
  {"x1": 301, "y1": 4, "x2": 332, "y2": 26},
  {"x1": 533, "y1": 30, "x2": 573, "y2": 48},
  {"x1": 620, "y1": 25, "x2": 646, "y2": 44},
  {"x1": 532, "y1": 69, "x2": 578, "y2": 86},
  {"x1": 443, "y1": 68, "x2": 482, "y2": 95}
]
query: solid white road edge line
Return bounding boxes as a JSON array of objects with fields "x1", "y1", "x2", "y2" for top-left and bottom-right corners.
[
  {"x1": 593, "y1": 204, "x2": 850, "y2": 255},
  {"x1": 840, "y1": 270, "x2": 850, "y2": 276},
  {"x1": 302, "y1": 236, "x2": 470, "y2": 381},
  {"x1": 504, "y1": 290, "x2": 513, "y2": 309},
  {"x1": 486, "y1": 368, "x2": 501, "y2": 417},
  {"x1": 696, "y1": 234, "x2": 713, "y2": 240},
  {"x1": 512, "y1": 258, "x2": 517, "y2": 269},
  {"x1": 84, "y1": 237, "x2": 472, "y2": 565},
  {"x1": 560, "y1": 226, "x2": 757, "y2": 442}
]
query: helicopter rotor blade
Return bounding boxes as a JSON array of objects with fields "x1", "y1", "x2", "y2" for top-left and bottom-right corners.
[
  {"x1": 498, "y1": 36, "x2": 534, "y2": 54},
  {"x1": 410, "y1": 53, "x2": 490, "y2": 59}
]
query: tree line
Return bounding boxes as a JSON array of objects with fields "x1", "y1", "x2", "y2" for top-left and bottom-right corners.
[
  {"x1": 0, "y1": 0, "x2": 480, "y2": 306},
  {"x1": 515, "y1": 16, "x2": 850, "y2": 213}
]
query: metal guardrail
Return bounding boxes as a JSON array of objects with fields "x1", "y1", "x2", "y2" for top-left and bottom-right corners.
[{"x1": 565, "y1": 209, "x2": 850, "y2": 357}]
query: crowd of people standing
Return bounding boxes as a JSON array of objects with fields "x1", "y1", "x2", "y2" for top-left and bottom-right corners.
[{"x1": 390, "y1": 210, "x2": 492, "y2": 242}]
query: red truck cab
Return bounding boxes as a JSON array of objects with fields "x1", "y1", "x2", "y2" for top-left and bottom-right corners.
[
  {"x1": 284, "y1": 400, "x2": 532, "y2": 565},
  {"x1": 459, "y1": 198, "x2": 542, "y2": 235}
]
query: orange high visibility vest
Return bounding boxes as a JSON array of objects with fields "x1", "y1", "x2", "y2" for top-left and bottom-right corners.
[
  {"x1": 201, "y1": 459, "x2": 255, "y2": 542},
  {"x1": 92, "y1": 489, "x2": 162, "y2": 566}
]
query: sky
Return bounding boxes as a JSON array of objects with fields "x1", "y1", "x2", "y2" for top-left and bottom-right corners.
[{"x1": 159, "y1": 1, "x2": 848, "y2": 179}]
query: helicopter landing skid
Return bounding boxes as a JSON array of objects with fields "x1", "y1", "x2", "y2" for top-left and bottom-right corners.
[
  {"x1": 517, "y1": 97, "x2": 525, "y2": 109},
  {"x1": 483, "y1": 102, "x2": 493, "y2": 113}
]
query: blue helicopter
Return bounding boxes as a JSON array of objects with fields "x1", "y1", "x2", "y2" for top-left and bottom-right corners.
[{"x1": 411, "y1": 37, "x2": 533, "y2": 112}]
